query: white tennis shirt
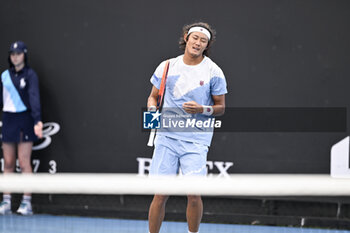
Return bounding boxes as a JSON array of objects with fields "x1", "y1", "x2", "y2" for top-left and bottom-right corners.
[{"x1": 150, "y1": 55, "x2": 228, "y2": 146}]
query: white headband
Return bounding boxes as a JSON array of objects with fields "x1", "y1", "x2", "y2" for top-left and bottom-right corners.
[{"x1": 188, "y1": 26, "x2": 211, "y2": 40}]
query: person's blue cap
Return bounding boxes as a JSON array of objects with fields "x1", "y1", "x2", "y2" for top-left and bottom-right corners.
[{"x1": 9, "y1": 41, "x2": 27, "y2": 54}]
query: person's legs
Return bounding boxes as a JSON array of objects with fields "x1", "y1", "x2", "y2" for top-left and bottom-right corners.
[
  {"x1": 2, "y1": 142, "x2": 17, "y2": 175},
  {"x1": 17, "y1": 141, "x2": 34, "y2": 215},
  {"x1": 180, "y1": 141, "x2": 208, "y2": 233},
  {"x1": 148, "y1": 136, "x2": 179, "y2": 232},
  {"x1": 0, "y1": 142, "x2": 17, "y2": 214},
  {"x1": 186, "y1": 195, "x2": 203, "y2": 233},
  {"x1": 148, "y1": 195, "x2": 169, "y2": 233},
  {"x1": 17, "y1": 141, "x2": 33, "y2": 174}
]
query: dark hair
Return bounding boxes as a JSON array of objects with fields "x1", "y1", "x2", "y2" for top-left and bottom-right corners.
[
  {"x1": 8, "y1": 52, "x2": 28, "y2": 69},
  {"x1": 179, "y1": 22, "x2": 216, "y2": 57}
]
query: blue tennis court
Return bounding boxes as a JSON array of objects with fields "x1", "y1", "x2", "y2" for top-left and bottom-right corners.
[{"x1": 1, "y1": 214, "x2": 349, "y2": 233}]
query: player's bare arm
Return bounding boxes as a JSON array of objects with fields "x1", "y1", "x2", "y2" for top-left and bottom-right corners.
[
  {"x1": 147, "y1": 86, "x2": 159, "y2": 109},
  {"x1": 182, "y1": 94, "x2": 225, "y2": 116}
]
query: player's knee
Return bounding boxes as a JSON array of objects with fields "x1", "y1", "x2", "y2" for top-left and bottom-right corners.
[
  {"x1": 153, "y1": 195, "x2": 169, "y2": 206},
  {"x1": 3, "y1": 161, "x2": 16, "y2": 171},
  {"x1": 17, "y1": 158, "x2": 32, "y2": 172},
  {"x1": 187, "y1": 195, "x2": 202, "y2": 206}
]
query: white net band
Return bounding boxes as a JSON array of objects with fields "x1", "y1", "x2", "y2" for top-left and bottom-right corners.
[{"x1": 1, "y1": 173, "x2": 350, "y2": 196}]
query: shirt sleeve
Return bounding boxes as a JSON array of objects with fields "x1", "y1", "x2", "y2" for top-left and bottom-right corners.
[
  {"x1": 27, "y1": 69, "x2": 42, "y2": 124},
  {"x1": 150, "y1": 60, "x2": 167, "y2": 90},
  {"x1": 210, "y1": 67, "x2": 228, "y2": 96}
]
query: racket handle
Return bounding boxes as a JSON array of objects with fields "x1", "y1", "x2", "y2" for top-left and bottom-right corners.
[{"x1": 147, "y1": 129, "x2": 156, "y2": 147}]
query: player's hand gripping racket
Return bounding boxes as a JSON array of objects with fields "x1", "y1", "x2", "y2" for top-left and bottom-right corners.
[{"x1": 147, "y1": 60, "x2": 170, "y2": 147}]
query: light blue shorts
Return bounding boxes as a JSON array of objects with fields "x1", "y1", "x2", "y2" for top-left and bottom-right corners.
[{"x1": 149, "y1": 135, "x2": 208, "y2": 176}]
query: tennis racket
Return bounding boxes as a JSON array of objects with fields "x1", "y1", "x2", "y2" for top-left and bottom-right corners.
[{"x1": 147, "y1": 60, "x2": 170, "y2": 147}]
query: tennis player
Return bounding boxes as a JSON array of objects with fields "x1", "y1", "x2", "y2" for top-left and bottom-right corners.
[
  {"x1": 0, "y1": 41, "x2": 43, "y2": 215},
  {"x1": 147, "y1": 22, "x2": 227, "y2": 233}
]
